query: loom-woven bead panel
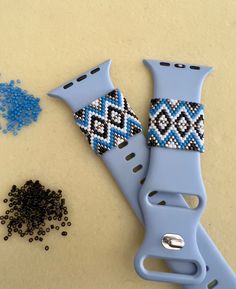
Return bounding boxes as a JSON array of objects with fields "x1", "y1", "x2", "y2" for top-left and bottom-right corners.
[
  {"x1": 74, "y1": 89, "x2": 142, "y2": 155},
  {"x1": 148, "y1": 98, "x2": 204, "y2": 152}
]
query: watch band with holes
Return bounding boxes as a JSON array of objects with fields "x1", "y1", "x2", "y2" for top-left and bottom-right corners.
[
  {"x1": 48, "y1": 60, "x2": 149, "y2": 221},
  {"x1": 134, "y1": 61, "x2": 208, "y2": 285},
  {"x1": 134, "y1": 60, "x2": 236, "y2": 287},
  {"x1": 48, "y1": 60, "x2": 236, "y2": 288}
]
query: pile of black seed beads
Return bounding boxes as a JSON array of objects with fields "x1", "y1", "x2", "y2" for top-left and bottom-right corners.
[{"x1": 0, "y1": 180, "x2": 71, "y2": 251}]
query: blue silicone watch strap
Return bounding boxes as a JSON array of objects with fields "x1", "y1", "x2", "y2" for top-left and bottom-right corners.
[
  {"x1": 48, "y1": 60, "x2": 149, "y2": 221},
  {"x1": 48, "y1": 60, "x2": 236, "y2": 289},
  {"x1": 135, "y1": 60, "x2": 235, "y2": 288},
  {"x1": 134, "y1": 61, "x2": 209, "y2": 285}
]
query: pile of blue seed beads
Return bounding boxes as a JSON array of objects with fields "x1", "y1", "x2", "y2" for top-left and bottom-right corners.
[
  {"x1": 0, "y1": 180, "x2": 71, "y2": 251},
  {"x1": 0, "y1": 80, "x2": 41, "y2": 135}
]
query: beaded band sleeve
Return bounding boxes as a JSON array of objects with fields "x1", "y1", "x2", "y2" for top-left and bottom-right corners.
[
  {"x1": 148, "y1": 98, "x2": 204, "y2": 152},
  {"x1": 74, "y1": 89, "x2": 142, "y2": 155}
]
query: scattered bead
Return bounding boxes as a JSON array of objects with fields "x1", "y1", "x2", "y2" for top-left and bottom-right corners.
[
  {"x1": 0, "y1": 80, "x2": 42, "y2": 135},
  {"x1": 0, "y1": 180, "x2": 71, "y2": 250},
  {"x1": 45, "y1": 245, "x2": 49, "y2": 251}
]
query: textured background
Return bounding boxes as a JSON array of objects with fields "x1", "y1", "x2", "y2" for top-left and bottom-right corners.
[{"x1": 0, "y1": 1, "x2": 235, "y2": 289}]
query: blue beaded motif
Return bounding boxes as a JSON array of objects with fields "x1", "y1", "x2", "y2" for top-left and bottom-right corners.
[
  {"x1": 148, "y1": 98, "x2": 205, "y2": 152},
  {"x1": 74, "y1": 89, "x2": 142, "y2": 155},
  {"x1": 0, "y1": 80, "x2": 42, "y2": 135}
]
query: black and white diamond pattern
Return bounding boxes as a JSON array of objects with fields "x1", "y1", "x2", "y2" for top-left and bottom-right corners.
[
  {"x1": 74, "y1": 89, "x2": 142, "y2": 155},
  {"x1": 148, "y1": 98, "x2": 205, "y2": 152}
]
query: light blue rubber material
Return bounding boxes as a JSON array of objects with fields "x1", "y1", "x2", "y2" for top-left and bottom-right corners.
[
  {"x1": 134, "y1": 60, "x2": 210, "y2": 284},
  {"x1": 48, "y1": 60, "x2": 236, "y2": 288}
]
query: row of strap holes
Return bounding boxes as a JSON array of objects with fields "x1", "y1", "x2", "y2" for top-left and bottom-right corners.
[
  {"x1": 125, "y1": 152, "x2": 144, "y2": 174},
  {"x1": 63, "y1": 62, "x2": 200, "y2": 89},
  {"x1": 63, "y1": 67, "x2": 100, "y2": 89},
  {"x1": 118, "y1": 141, "x2": 144, "y2": 175},
  {"x1": 64, "y1": 61, "x2": 200, "y2": 89},
  {"x1": 159, "y1": 62, "x2": 200, "y2": 70},
  {"x1": 120, "y1": 141, "x2": 219, "y2": 286}
]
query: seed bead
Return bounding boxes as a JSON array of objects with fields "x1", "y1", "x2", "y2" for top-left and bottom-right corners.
[{"x1": 0, "y1": 180, "x2": 70, "y2": 250}]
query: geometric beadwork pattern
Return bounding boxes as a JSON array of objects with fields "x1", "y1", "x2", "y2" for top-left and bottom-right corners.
[
  {"x1": 148, "y1": 98, "x2": 205, "y2": 152},
  {"x1": 74, "y1": 89, "x2": 142, "y2": 155}
]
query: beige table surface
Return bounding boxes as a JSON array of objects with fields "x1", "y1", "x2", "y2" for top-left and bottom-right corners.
[{"x1": 0, "y1": 1, "x2": 235, "y2": 289}]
